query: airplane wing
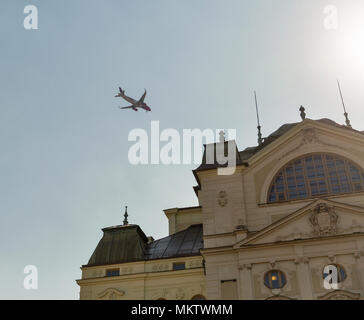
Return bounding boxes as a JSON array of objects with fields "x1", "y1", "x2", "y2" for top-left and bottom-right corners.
[
  {"x1": 119, "y1": 105, "x2": 138, "y2": 111},
  {"x1": 138, "y1": 89, "x2": 147, "y2": 103},
  {"x1": 121, "y1": 95, "x2": 138, "y2": 104}
]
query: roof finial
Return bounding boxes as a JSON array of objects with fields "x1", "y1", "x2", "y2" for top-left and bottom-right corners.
[
  {"x1": 254, "y1": 91, "x2": 263, "y2": 145},
  {"x1": 337, "y1": 80, "x2": 352, "y2": 128},
  {"x1": 299, "y1": 106, "x2": 306, "y2": 121},
  {"x1": 123, "y1": 206, "x2": 129, "y2": 226},
  {"x1": 219, "y1": 130, "x2": 225, "y2": 143}
]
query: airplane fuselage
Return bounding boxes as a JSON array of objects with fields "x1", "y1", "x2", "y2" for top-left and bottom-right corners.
[{"x1": 116, "y1": 88, "x2": 151, "y2": 112}]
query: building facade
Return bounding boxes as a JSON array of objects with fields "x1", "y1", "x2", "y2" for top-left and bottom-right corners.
[{"x1": 77, "y1": 117, "x2": 364, "y2": 300}]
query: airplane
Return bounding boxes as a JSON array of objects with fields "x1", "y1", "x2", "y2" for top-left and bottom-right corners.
[{"x1": 115, "y1": 87, "x2": 151, "y2": 112}]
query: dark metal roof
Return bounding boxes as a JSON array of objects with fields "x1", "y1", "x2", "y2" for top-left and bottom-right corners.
[
  {"x1": 238, "y1": 122, "x2": 298, "y2": 161},
  {"x1": 86, "y1": 224, "x2": 148, "y2": 267},
  {"x1": 145, "y1": 224, "x2": 203, "y2": 260},
  {"x1": 85, "y1": 224, "x2": 203, "y2": 267},
  {"x1": 194, "y1": 141, "x2": 244, "y2": 171}
]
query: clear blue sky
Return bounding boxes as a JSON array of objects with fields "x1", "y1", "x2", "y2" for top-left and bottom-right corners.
[{"x1": 1, "y1": 0, "x2": 364, "y2": 299}]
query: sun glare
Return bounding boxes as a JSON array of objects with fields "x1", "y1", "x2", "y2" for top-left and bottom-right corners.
[{"x1": 334, "y1": 7, "x2": 364, "y2": 74}]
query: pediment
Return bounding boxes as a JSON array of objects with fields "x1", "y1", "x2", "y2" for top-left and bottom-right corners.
[
  {"x1": 248, "y1": 119, "x2": 364, "y2": 167},
  {"x1": 235, "y1": 199, "x2": 364, "y2": 248}
]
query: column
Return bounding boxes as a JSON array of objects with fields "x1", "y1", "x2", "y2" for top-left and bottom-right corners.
[
  {"x1": 238, "y1": 264, "x2": 254, "y2": 300},
  {"x1": 294, "y1": 257, "x2": 314, "y2": 299}
]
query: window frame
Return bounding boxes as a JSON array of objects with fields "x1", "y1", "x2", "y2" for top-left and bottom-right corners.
[
  {"x1": 172, "y1": 262, "x2": 186, "y2": 271},
  {"x1": 322, "y1": 264, "x2": 347, "y2": 283},
  {"x1": 267, "y1": 153, "x2": 364, "y2": 203},
  {"x1": 264, "y1": 270, "x2": 287, "y2": 289},
  {"x1": 106, "y1": 268, "x2": 120, "y2": 277}
]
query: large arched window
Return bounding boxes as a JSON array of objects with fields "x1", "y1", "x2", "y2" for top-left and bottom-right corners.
[{"x1": 268, "y1": 153, "x2": 364, "y2": 203}]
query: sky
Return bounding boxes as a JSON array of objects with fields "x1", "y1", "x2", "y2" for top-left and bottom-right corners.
[{"x1": 1, "y1": 0, "x2": 364, "y2": 299}]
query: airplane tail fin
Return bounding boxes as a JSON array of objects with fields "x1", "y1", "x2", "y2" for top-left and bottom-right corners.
[{"x1": 119, "y1": 87, "x2": 125, "y2": 95}]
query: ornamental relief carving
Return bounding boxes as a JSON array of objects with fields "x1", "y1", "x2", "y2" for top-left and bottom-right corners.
[
  {"x1": 121, "y1": 267, "x2": 133, "y2": 274},
  {"x1": 97, "y1": 288, "x2": 125, "y2": 300},
  {"x1": 278, "y1": 127, "x2": 347, "y2": 161},
  {"x1": 318, "y1": 290, "x2": 360, "y2": 300},
  {"x1": 175, "y1": 286, "x2": 205, "y2": 300},
  {"x1": 187, "y1": 259, "x2": 203, "y2": 268},
  {"x1": 217, "y1": 191, "x2": 228, "y2": 207},
  {"x1": 302, "y1": 128, "x2": 319, "y2": 144},
  {"x1": 175, "y1": 288, "x2": 186, "y2": 300},
  {"x1": 273, "y1": 205, "x2": 364, "y2": 242},
  {"x1": 151, "y1": 263, "x2": 169, "y2": 272},
  {"x1": 309, "y1": 203, "x2": 338, "y2": 236},
  {"x1": 150, "y1": 288, "x2": 169, "y2": 300},
  {"x1": 150, "y1": 286, "x2": 205, "y2": 300},
  {"x1": 91, "y1": 269, "x2": 104, "y2": 278},
  {"x1": 266, "y1": 295, "x2": 296, "y2": 300}
]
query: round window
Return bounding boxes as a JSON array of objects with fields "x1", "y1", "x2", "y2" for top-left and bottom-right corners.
[
  {"x1": 264, "y1": 270, "x2": 287, "y2": 289},
  {"x1": 323, "y1": 264, "x2": 347, "y2": 283}
]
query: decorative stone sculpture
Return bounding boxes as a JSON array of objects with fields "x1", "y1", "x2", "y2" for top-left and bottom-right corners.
[
  {"x1": 217, "y1": 191, "x2": 228, "y2": 207},
  {"x1": 97, "y1": 288, "x2": 125, "y2": 300},
  {"x1": 309, "y1": 203, "x2": 338, "y2": 236}
]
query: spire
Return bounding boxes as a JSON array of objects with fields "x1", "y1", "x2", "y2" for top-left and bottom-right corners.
[
  {"x1": 337, "y1": 80, "x2": 352, "y2": 128},
  {"x1": 299, "y1": 106, "x2": 306, "y2": 121},
  {"x1": 123, "y1": 206, "x2": 129, "y2": 226},
  {"x1": 254, "y1": 91, "x2": 263, "y2": 145},
  {"x1": 219, "y1": 130, "x2": 225, "y2": 143}
]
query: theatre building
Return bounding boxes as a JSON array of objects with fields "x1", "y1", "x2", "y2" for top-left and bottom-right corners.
[{"x1": 77, "y1": 114, "x2": 364, "y2": 300}]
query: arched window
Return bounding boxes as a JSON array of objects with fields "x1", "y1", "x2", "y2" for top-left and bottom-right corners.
[
  {"x1": 268, "y1": 153, "x2": 364, "y2": 203},
  {"x1": 264, "y1": 270, "x2": 287, "y2": 289}
]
